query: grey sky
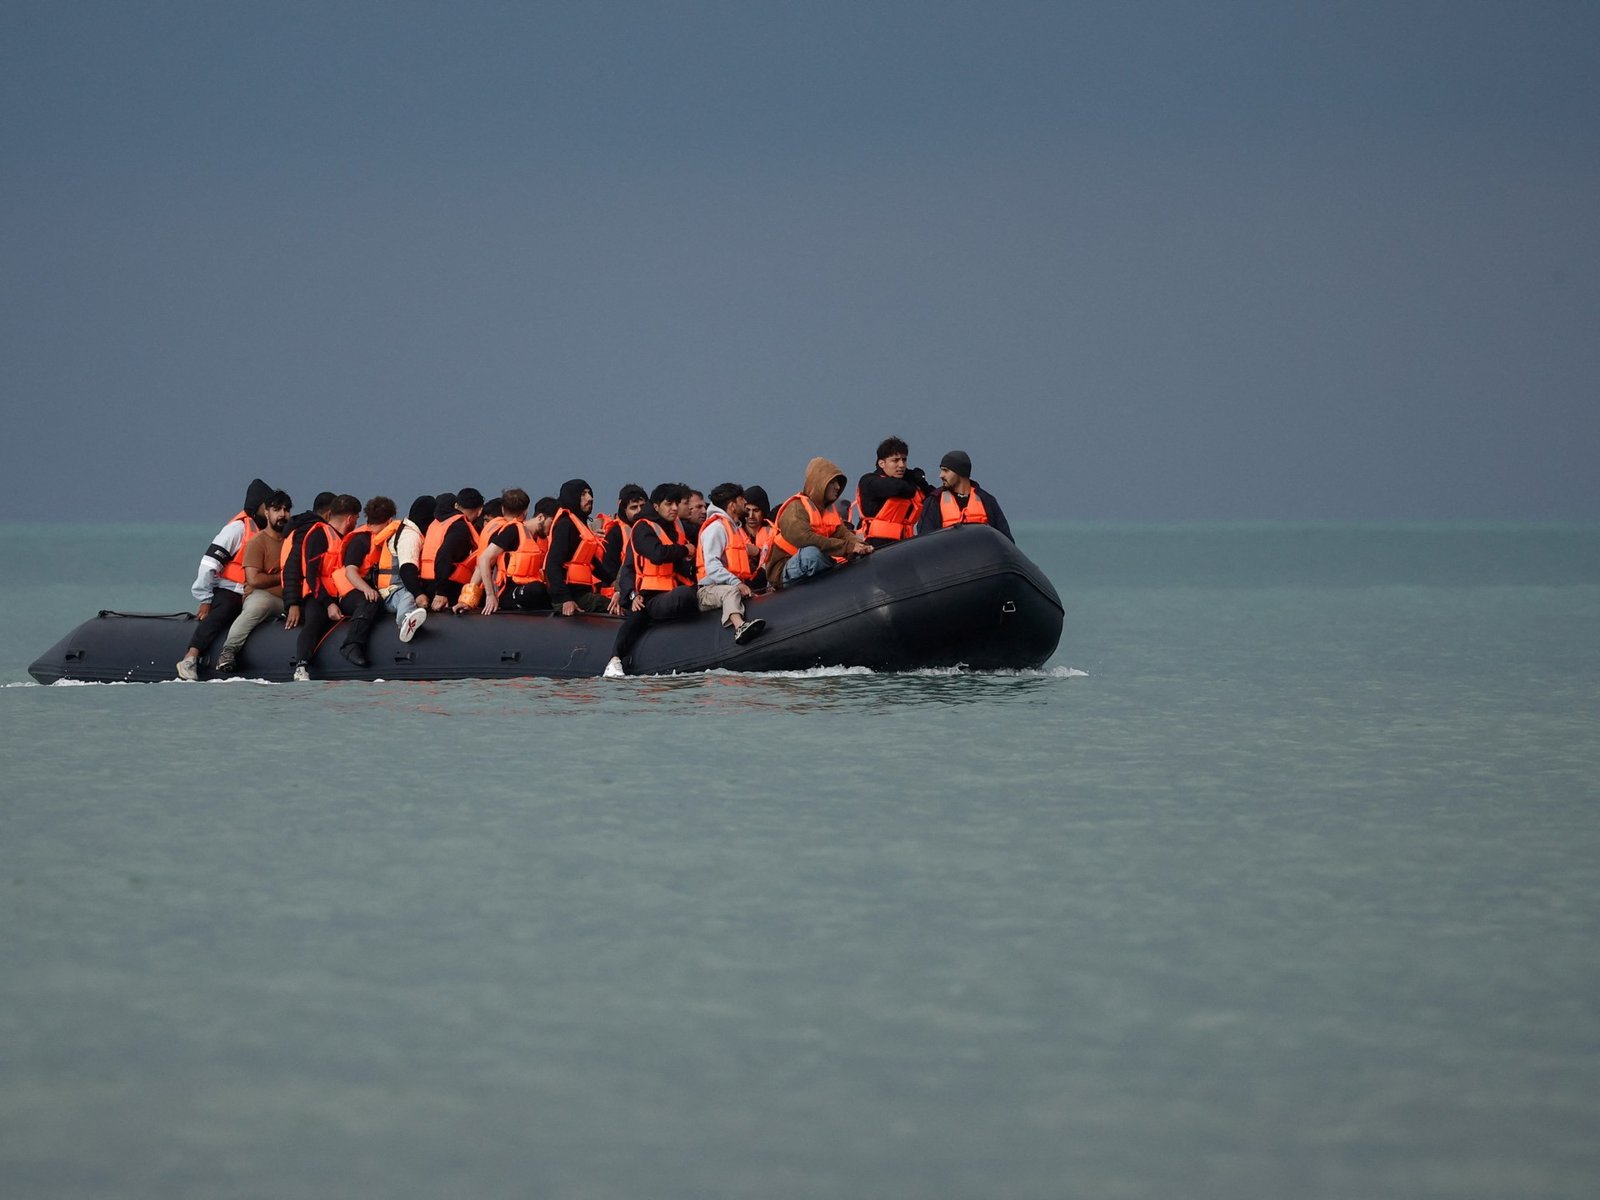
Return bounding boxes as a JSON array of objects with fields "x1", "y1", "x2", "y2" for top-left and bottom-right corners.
[{"x1": 3, "y1": 1, "x2": 1597, "y2": 521}]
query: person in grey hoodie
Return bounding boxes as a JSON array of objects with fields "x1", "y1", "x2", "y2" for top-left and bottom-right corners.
[{"x1": 695, "y1": 482, "x2": 767, "y2": 644}]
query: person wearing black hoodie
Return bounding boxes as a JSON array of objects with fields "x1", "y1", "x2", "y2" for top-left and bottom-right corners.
[
  {"x1": 603, "y1": 483, "x2": 699, "y2": 676},
  {"x1": 279, "y1": 492, "x2": 337, "y2": 617},
  {"x1": 426, "y1": 488, "x2": 485, "y2": 611},
  {"x1": 544, "y1": 478, "x2": 610, "y2": 615},
  {"x1": 176, "y1": 477, "x2": 276, "y2": 680}
]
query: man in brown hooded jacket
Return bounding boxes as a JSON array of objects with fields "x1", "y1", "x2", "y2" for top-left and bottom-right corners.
[{"x1": 765, "y1": 457, "x2": 872, "y2": 589}]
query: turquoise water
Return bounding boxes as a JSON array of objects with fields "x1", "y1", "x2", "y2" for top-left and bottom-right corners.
[{"x1": 3, "y1": 524, "x2": 1599, "y2": 1198}]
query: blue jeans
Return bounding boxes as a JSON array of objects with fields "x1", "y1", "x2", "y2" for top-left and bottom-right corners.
[
  {"x1": 385, "y1": 586, "x2": 419, "y2": 627},
  {"x1": 781, "y1": 546, "x2": 832, "y2": 586}
]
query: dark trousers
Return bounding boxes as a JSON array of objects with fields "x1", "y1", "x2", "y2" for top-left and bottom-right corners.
[
  {"x1": 501, "y1": 581, "x2": 552, "y2": 611},
  {"x1": 610, "y1": 586, "x2": 697, "y2": 667},
  {"x1": 295, "y1": 596, "x2": 338, "y2": 665},
  {"x1": 188, "y1": 588, "x2": 244, "y2": 655},
  {"x1": 294, "y1": 592, "x2": 382, "y2": 665},
  {"x1": 337, "y1": 592, "x2": 382, "y2": 651}
]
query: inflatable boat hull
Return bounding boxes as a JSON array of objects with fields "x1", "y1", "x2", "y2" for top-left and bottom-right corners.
[{"x1": 28, "y1": 527, "x2": 1062, "y2": 684}]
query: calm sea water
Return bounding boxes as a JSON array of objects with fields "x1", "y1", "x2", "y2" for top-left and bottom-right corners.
[{"x1": 3, "y1": 523, "x2": 1598, "y2": 1199}]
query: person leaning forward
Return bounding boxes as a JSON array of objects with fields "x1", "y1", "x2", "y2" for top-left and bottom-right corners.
[
  {"x1": 765, "y1": 457, "x2": 871, "y2": 589},
  {"x1": 477, "y1": 490, "x2": 557, "y2": 614}
]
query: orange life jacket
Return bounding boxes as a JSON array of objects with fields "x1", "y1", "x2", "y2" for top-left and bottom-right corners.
[
  {"x1": 419, "y1": 513, "x2": 483, "y2": 585},
  {"x1": 695, "y1": 512, "x2": 756, "y2": 584},
  {"x1": 492, "y1": 521, "x2": 549, "y2": 590},
  {"x1": 747, "y1": 520, "x2": 774, "y2": 565},
  {"x1": 333, "y1": 520, "x2": 400, "y2": 597},
  {"x1": 853, "y1": 486, "x2": 923, "y2": 541},
  {"x1": 772, "y1": 494, "x2": 846, "y2": 562},
  {"x1": 216, "y1": 511, "x2": 257, "y2": 587},
  {"x1": 632, "y1": 518, "x2": 685, "y2": 592},
  {"x1": 938, "y1": 489, "x2": 990, "y2": 528},
  {"x1": 545, "y1": 509, "x2": 602, "y2": 589},
  {"x1": 300, "y1": 521, "x2": 346, "y2": 600}
]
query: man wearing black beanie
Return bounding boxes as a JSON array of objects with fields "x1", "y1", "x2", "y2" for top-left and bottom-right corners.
[{"x1": 916, "y1": 450, "x2": 1015, "y2": 543}]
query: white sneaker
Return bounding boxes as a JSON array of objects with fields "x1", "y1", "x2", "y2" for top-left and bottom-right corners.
[
  {"x1": 292, "y1": 663, "x2": 311, "y2": 682},
  {"x1": 399, "y1": 607, "x2": 427, "y2": 643},
  {"x1": 603, "y1": 656, "x2": 626, "y2": 679},
  {"x1": 175, "y1": 657, "x2": 199, "y2": 682}
]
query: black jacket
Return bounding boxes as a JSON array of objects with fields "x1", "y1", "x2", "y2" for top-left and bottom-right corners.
[{"x1": 916, "y1": 483, "x2": 1014, "y2": 543}]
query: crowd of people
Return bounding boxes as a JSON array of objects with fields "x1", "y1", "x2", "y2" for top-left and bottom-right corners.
[{"x1": 175, "y1": 438, "x2": 1013, "y2": 681}]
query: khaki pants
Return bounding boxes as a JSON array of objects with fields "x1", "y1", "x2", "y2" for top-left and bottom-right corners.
[
  {"x1": 697, "y1": 583, "x2": 746, "y2": 627},
  {"x1": 221, "y1": 590, "x2": 285, "y2": 654}
]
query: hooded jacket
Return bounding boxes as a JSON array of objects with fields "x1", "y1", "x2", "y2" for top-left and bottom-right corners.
[
  {"x1": 765, "y1": 457, "x2": 858, "y2": 587},
  {"x1": 190, "y1": 477, "x2": 275, "y2": 602},
  {"x1": 383, "y1": 495, "x2": 435, "y2": 597},
  {"x1": 545, "y1": 478, "x2": 599, "y2": 605}
]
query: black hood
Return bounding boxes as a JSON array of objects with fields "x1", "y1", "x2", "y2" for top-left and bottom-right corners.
[
  {"x1": 433, "y1": 492, "x2": 457, "y2": 522},
  {"x1": 557, "y1": 479, "x2": 591, "y2": 513},
  {"x1": 408, "y1": 495, "x2": 436, "y2": 534},
  {"x1": 242, "y1": 478, "x2": 274, "y2": 527}
]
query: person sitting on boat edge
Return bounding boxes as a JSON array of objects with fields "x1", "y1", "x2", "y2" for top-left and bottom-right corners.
[
  {"x1": 917, "y1": 450, "x2": 1014, "y2": 543},
  {"x1": 695, "y1": 482, "x2": 768, "y2": 646},
  {"x1": 214, "y1": 490, "x2": 293, "y2": 674},
  {"x1": 545, "y1": 479, "x2": 610, "y2": 616},
  {"x1": 477, "y1": 490, "x2": 558, "y2": 614},
  {"x1": 739, "y1": 485, "x2": 775, "y2": 588},
  {"x1": 853, "y1": 435, "x2": 931, "y2": 549},
  {"x1": 377, "y1": 494, "x2": 434, "y2": 639},
  {"x1": 422, "y1": 487, "x2": 485, "y2": 612},
  {"x1": 326, "y1": 495, "x2": 404, "y2": 669},
  {"x1": 175, "y1": 477, "x2": 276, "y2": 680},
  {"x1": 603, "y1": 483, "x2": 699, "y2": 677},
  {"x1": 765, "y1": 457, "x2": 871, "y2": 589},
  {"x1": 338, "y1": 495, "x2": 428, "y2": 647},
  {"x1": 286, "y1": 493, "x2": 362, "y2": 681},
  {"x1": 599, "y1": 483, "x2": 650, "y2": 613}
]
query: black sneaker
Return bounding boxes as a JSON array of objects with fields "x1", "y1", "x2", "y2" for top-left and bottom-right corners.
[
  {"x1": 340, "y1": 644, "x2": 369, "y2": 668},
  {"x1": 214, "y1": 649, "x2": 238, "y2": 674},
  {"x1": 734, "y1": 618, "x2": 766, "y2": 644}
]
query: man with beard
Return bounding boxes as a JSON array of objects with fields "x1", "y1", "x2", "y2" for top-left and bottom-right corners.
[
  {"x1": 599, "y1": 483, "x2": 649, "y2": 606},
  {"x1": 214, "y1": 490, "x2": 293, "y2": 674},
  {"x1": 544, "y1": 478, "x2": 610, "y2": 615},
  {"x1": 680, "y1": 487, "x2": 708, "y2": 544},
  {"x1": 916, "y1": 450, "x2": 1015, "y2": 542},
  {"x1": 176, "y1": 477, "x2": 277, "y2": 680}
]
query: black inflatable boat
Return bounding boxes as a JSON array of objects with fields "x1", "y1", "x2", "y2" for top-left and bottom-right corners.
[{"x1": 29, "y1": 526, "x2": 1062, "y2": 684}]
